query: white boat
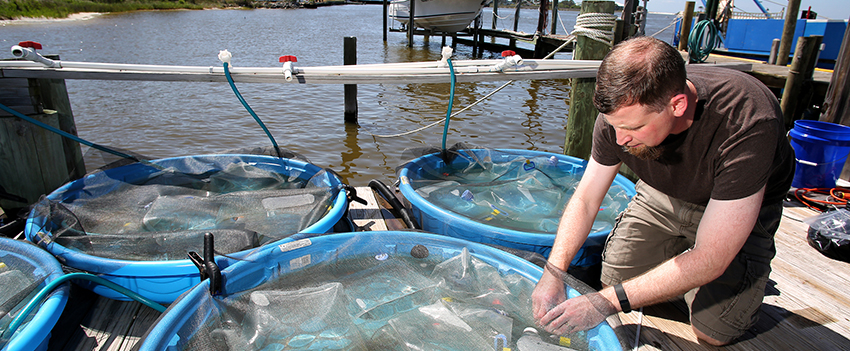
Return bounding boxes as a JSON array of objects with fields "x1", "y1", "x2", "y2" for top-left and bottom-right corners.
[{"x1": 388, "y1": 0, "x2": 490, "y2": 33}]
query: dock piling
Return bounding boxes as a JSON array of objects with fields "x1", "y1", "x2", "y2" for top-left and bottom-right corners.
[
  {"x1": 563, "y1": 0, "x2": 615, "y2": 161},
  {"x1": 781, "y1": 35, "x2": 822, "y2": 128},
  {"x1": 678, "y1": 2, "x2": 695, "y2": 51},
  {"x1": 777, "y1": 0, "x2": 802, "y2": 66},
  {"x1": 344, "y1": 37, "x2": 358, "y2": 124}
]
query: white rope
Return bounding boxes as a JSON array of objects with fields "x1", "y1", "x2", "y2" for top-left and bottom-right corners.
[
  {"x1": 649, "y1": 12, "x2": 683, "y2": 38},
  {"x1": 632, "y1": 306, "x2": 644, "y2": 351},
  {"x1": 572, "y1": 12, "x2": 617, "y2": 47}
]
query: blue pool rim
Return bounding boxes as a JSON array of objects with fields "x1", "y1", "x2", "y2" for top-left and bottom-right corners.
[
  {"x1": 23, "y1": 154, "x2": 347, "y2": 303},
  {"x1": 1, "y1": 237, "x2": 70, "y2": 351},
  {"x1": 138, "y1": 231, "x2": 624, "y2": 351},
  {"x1": 398, "y1": 149, "x2": 636, "y2": 261}
]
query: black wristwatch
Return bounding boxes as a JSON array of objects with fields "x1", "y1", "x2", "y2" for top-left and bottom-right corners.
[{"x1": 614, "y1": 283, "x2": 632, "y2": 313}]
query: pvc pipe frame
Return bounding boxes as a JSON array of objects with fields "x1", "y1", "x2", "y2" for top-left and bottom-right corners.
[{"x1": 0, "y1": 58, "x2": 601, "y2": 77}]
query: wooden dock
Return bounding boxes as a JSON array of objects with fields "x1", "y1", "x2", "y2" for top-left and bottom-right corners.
[{"x1": 26, "y1": 186, "x2": 850, "y2": 351}]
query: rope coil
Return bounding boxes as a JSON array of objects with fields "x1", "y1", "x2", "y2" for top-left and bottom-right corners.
[{"x1": 572, "y1": 12, "x2": 618, "y2": 46}]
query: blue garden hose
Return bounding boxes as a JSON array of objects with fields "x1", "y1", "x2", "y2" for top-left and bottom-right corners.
[
  {"x1": 0, "y1": 102, "x2": 139, "y2": 162},
  {"x1": 688, "y1": 20, "x2": 721, "y2": 63},
  {"x1": 223, "y1": 62, "x2": 283, "y2": 158},
  {"x1": 441, "y1": 59, "x2": 457, "y2": 152},
  {"x1": 5, "y1": 272, "x2": 167, "y2": 339}
]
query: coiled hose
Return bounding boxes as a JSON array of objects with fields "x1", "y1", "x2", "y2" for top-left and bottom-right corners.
[
  {"x1": 368, "y1": 179, "x2": 420, "y2": 230},
  {"x1": 687, "y1": 20, "x2": 721, "y2": 63}
]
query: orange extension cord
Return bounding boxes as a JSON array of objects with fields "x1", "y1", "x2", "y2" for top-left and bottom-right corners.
[{"x1": 794, "y1": 187, "x2": 850, "y2": 211}]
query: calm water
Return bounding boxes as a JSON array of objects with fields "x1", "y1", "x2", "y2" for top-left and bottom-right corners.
[{"x1": 1, "y1": 6, "x2": 678, "y2": 186}]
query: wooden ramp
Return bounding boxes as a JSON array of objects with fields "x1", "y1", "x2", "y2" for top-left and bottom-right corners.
[{"x1": 41, "y1": 189, "x2": 850, "y2": 350}]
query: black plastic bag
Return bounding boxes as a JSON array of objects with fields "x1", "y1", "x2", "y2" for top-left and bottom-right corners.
[{"x1": 805, "y1": 209, "x2": 850, "y2": 262}]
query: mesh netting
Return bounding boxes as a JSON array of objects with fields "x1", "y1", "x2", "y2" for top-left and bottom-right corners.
[
  {"x1": 399, "y1": 145, "x2": 633, "y2": 234},
  {"x1": 149, "y1": 233, "x2": 623, "y2": 351},
  {"x1": 0, "y1": 244, "x2": 51, "y2": 346},
  {"x1": 27, "y1": 155, "x2": 341, "y2": 261}
]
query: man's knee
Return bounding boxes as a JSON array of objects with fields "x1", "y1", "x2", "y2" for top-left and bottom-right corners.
[{"x1": 692, "y1": 325, "x2": 731, "y2": 346}]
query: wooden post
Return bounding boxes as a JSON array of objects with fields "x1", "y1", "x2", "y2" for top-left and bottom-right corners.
[
  {"x1": 383, "y1": 0, "x2": 388, "y2": 42},
  {"x1": 551, "y1": 0, "x2": 559, "y2": 35},
  {"x1": 777, "y1": 0, "x2": 802, "y2": 66},
  {"x1": 618, "y1": 0, "x2": 636, "y2": 42},
  {"x1": 534, "y1": 0, "x2": 550, "y2": 58},
  {"x1": 564, "y1": 0, "x2": 615, "y2": 160},
  {"x1": 781, "y1": 35, "x2": 821, "y2": 128},
  {"x1": 344, "y1": 37, "x2": 358, "y2": 124},
  {"x1": 827, "y1": 18, "x2": 850, "y2": 181},
  {"x1": 823, "y1": 17, "x2": 850, "y2": 126},
  {"x1": 492, "y1": 0, "x2": 499, "y2": 30},
  {"x1": 678, "y1": 1, "x2": 695, "y2": 51},
  {"x1": 37, "y1": 77, "x2": 85, "y2": 182},
  {"x1": 407, "y1": 0, "x2": 415, "y2": 47},
  {"x1": 768, "y1": 38, "x2": 780, "y2": 64},
  {"x1": 510, "y1": 1, "x2": 521, "y2": 49}
]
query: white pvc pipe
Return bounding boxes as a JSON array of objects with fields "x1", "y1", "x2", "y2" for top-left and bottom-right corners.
[
  {"x1": 0, "y1": 57, "x2": 602, "y2": 77},
  {"x1": 10, "y1": 45, "x2": 61, "y2": 68}
]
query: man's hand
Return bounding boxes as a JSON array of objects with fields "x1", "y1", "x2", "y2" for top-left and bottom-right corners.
[
  {"x1": 531, "y1": 263, "x2": 567, "y2": 321},
  {"x1": 533, "y1": 263, "x2": 618, "y2": 335}
]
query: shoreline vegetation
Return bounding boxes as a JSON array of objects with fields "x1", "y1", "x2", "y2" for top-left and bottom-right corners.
[{"x1": 1, "y1": 0, "x2": 580, "y2": 21}]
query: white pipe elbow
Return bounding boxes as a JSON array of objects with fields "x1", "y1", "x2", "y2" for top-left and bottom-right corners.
[{"x1": 10, "y1": 45, "x2": 61, "y2": 68}]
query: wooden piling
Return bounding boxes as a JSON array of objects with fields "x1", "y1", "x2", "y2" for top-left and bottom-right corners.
[
  {"x1": 383, "y1": 0, "x2": 388, "y2": 42},
  {"x1": 769, "y1": 38, "x2": 780, "y2": 64},
  {"x1": 533, "y1": 0, "x2": 550, "y2": 58},
  {"x1": 344, "y1": 37, "x2": 358, "y2": 124},
  {"x1": 407, "y1": 0, "x2": 415, "y2": 47},
  {"x1": 551, "y1": 0, "x2": 559, "y2": 35},
  {"x1": 777, "y1": 0, "x2": 802, "y2": 66},
  {"x1": 678, "y1": 2, "x2": 695, "y2": 51},
  {"x1": 781, "y1": 35, "x2": 821, "y2": 128},
  {"x1": 563, "y1": 0, "x2": 615, "y2": 160},
  {"x1": 827, "y1": 18, "x2": 850, "y2": 181},
  {"x1": 822, "y1": 17, "x2": 850, "y2": 126},
  {"x1": 510, "y1": 2, "x2": 521, "y2": 49},
  {"x1": 492, "y1": 0, "x2": 499, "y2": 30}
]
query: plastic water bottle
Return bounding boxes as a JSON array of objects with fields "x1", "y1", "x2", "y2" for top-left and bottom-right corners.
[{"x1": 515, "y1": 327, "x2": 579, "y2": 351}]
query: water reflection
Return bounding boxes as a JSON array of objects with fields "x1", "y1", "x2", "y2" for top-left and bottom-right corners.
[{"x1": 1, "y1": 6, "x2": 678, "y2": 186}]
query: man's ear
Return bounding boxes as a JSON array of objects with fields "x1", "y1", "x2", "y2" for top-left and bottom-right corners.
[{"x1": 670, "y1": 93, "x2": 688, "y2": 117}]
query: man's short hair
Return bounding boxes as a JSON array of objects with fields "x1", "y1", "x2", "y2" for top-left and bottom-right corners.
[{"x1": 593, "y1": 37, "x2": 687, "y2": 114}]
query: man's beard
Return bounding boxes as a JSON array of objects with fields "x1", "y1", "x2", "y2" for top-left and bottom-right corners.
[{"x1": 624, "y1": 145, "x2": 663, "y2": 160}]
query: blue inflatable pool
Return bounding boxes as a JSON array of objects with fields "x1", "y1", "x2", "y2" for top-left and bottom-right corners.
[
  {"x1": 398, "y1": 149, "x2": 636, "y2": 266},
  {"x1": 138, "y1": 231, "x2": 625, "y2": 351},
  {"x1": 25, "y1": 154, "x2": 348, "y2": 303},
  {"x1": 0, "y1": 237, "x2": 69, "y2": 351}
]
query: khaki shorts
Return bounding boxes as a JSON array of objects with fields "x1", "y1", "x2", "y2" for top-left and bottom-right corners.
[{"x1": 600, "y1": 181, "x2": 780, "y2": 343}]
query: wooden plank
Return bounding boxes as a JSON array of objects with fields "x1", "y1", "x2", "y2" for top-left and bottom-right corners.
[
  {"x1": 349, "y1": 186, "x2": 388, "y2": 231},
  {"x1": 109, "y1": 304, "x2": 162, "y2": 351}
]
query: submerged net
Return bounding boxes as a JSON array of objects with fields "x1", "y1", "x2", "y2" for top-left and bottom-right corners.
[
  {"x1": 400, "y1": 145, "x2": 632, "y2": 234},
  {"x1": 163, "y1": 235, "x2": 610, "y2": 351},
  {"x1": 28, "y1": 154, "x2": 342, "y2": 261}
]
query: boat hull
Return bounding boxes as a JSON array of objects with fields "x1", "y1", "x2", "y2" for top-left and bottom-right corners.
[{"x1": 389, "y1": 0, "x2": 487, "y2": 32}]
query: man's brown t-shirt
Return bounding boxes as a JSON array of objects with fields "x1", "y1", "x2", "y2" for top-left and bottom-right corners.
[{"x1": 591, "y1": 65, "x2": 795, "y2": 205}]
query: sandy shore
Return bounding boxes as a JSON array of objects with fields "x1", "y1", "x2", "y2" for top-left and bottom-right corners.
[{"x1": 0, "y1": 12, "x2": 103, "y2": 25}]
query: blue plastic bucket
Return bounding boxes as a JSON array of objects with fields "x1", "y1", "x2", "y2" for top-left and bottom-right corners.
[
  {"x1": 789, "y1": 120, "x2": 850, "y2": 188},
  {"x1": 0, "y1": 238, "x2": 69, "y2": 351},
  {"x1": 398, "y1": 149, "x2": 636, "y2": 267},
  {"x1": 24, "y1": 154, "x2": 347, "y2": 303},
  {"x1": 137, "y1": 231, "x2": 624, "y2": 351}
]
